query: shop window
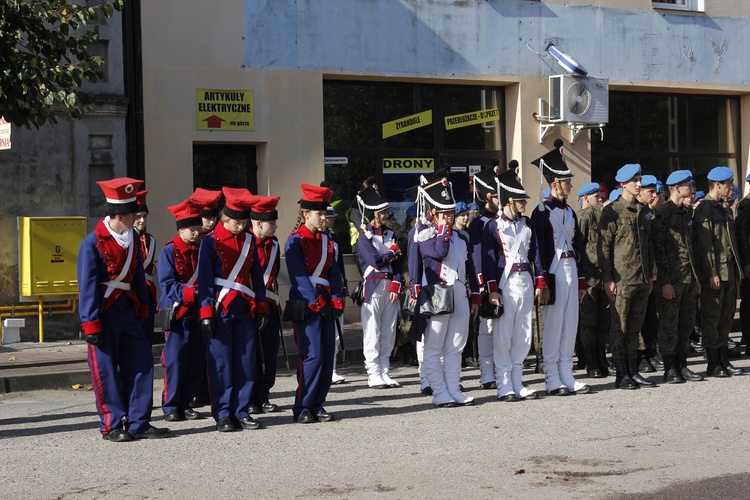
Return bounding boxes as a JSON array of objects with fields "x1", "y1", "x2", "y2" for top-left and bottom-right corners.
[
  {"x1": 592, "y1": 92, "x2": 740, "y2": 192},
  {"x1": 193, "y1": 144, "x2": 258, "y2": 193}
]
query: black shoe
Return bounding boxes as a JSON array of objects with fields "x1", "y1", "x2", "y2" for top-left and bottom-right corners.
[
  {"x1": 132, "y1": 425, "x2": 170, "y2": 439},
  {"x1": 237, "y1": 416, "x2": 262, "y2": 430},
  {"x1": 680, "y1": 366, "x2": 704, "y2": 382},
  {"x1": 102, "y1": 428, "x2": 133, "y2": 442},
  {"x1": 629, "y1": 358, "x2": 656, "y2": 387},
  {"x1": 615, "y1": 375, "x2": 639, "y2": 390},
  {"x1": 464, "y1": 357, "x2": 479, "y2": 368},
  {"x1": 587, "y1": 368, "x2": 604, "y2": 379},
  {"x1": 216, "y1": 417, "x2": 236, "y2": 432},
  {"x1": 498, "y1": 393, "x2": 518, "y2": 402},
  {"x1": 664, "y1": 367, "x2": 685, "y2": 384},
  {"x1": 316, "y1": 410, "x2": 335, "y2": 422},
  {"x1": 718, "y1": 346, "x2": 744, "y2": 375},
  {"x1": 572, "y1": 384, "x2": 592, "y2": 394},
  {"x1": 547, "y1": 387, "x2": 570, "y2": 396},
  {"x1": 294, "y1": 410, "x2": 315, "y2": 424},
  {"x1": 248, "y1": 404, "x2": 263, "y2": 415},
  {"x1": 163, "y1": 410, "x2": 185, "y2": 422},
  {"x1": 437, "y1": 401, "x2": 458, "y2": 408},
  {"x1": 261, "y1": 401, "x2": 279, "y2": 413},
  {"x1": 183, "y1": 408, "x2": 202, "y2": 420},
  {"x1": 420, "y1": 386, "x2": 433, "y2": 396},
  {"x1": 480, "y1": 381, "x2": 497, "y2": 390},
  {"x1": 189, "y1": 395, "x2": 210, "y2": 409}
]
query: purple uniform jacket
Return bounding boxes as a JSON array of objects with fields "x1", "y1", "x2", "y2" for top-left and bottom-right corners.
[
  {"x1": 417, "y1": 225, "x2": 480, "y2": 303},
  {"x1": 357, "y1": 224, "x2": 403, "y2": 301}
]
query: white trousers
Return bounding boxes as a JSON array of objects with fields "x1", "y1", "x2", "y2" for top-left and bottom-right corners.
[
  {"x1": 361, "y1": 280, "x2": 399, "y2": 377},
  {"x1": 477, "y1": 316, "x2": 495, "y2": 384},
  {"x1": 542, "y1": 258, "x2": 580, "y2": 391},
  {"x1": 423, "y1": 286, "x2": 470, "y2": 405},
  {"x1": 492, "y1": 272, "x2": 533, "y2": 397}
]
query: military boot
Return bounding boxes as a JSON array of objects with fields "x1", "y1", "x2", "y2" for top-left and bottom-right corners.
[
  {"x1": 662, "y1": 355, "x2": 685, "y2": 384},
  {"x1": 614, "y1": 359, "x2": 638, "y2": 390},
  {"x1": 718, "y1": 346, "x2": 744, "y2": 375},
  {"x1": 678, "y1": 354, "x2": 703, "y2": 382},
  {"x1": 597, "y1": 346, "x2": 612, "y2": 377},
  {"x1": 586, "y1": 344, "x2": 604, "y2": 378},
  {"x1": 628, "y1": 358, "x2": 656, "y2": 387},
  {"x1": 637, "y1": 351, "x2": 657, "y2": 373},
  {"x1": 705, "y1": 349, "x2": 729, "y2": 377}
]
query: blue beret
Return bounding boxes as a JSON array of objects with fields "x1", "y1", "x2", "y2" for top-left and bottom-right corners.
[
  {"x1": 656, "y1": 181, "x2": 664, "y2": 194},
  {"x1": 694, "y1": 191, "x2": 705, "y2": 202},
  {"x1": 455, "y1": 201, "x2": 469, "y2": 214},
  {"x1": 707, "y1": 166, "x2": 733, "y2": 182},
  {"x1": 406, "y1": 204, "x2": 417, "y2": 217},
  {"x1": 666, "y1": 170, "x2": 693, "y2": 186},
  {"x1": 640, "y1": 175, "x2": 657, "y2": 188},
  {"x1": 469, "y1": 201, "x2": 479, "y2": 211},
  {"x1": 577, "y1": 182, "x2": 600, "y2": 197},
  {"x1": 542, "y1": 188, "x2": 551, "y2": 198},
  {"x1": 615, "y1": 163, "x2": 642, "y2": 183},
  {"x1": 729, "y1": 184, "x2": 740, "y2": 202},
  {"x1": 609, "y1": 188, "x2": 622, "y2": 202},
  {"x1": 746, "y1": 171, "x2": 750, "y2": 182}
]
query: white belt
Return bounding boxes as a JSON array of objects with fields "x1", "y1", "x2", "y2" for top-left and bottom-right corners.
[
  {"x1": 265, "y1": 290, "x2": 279, "y2": 303},
  {"x1": 214, "y1": 278, "x2": 255, "y2": 298},
  {"x1": 101, "y1": 281, "x2": 130, "y2": 291},
  {"x1": 309, "y1": 277, "x2": 330, "y2": 287}
]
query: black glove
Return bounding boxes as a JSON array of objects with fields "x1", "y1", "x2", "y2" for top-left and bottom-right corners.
[
  {"x1": 319, "y1": 303, "x2": 334, "y2": 321},
  {"x1": 201, "y1": 318, "x2": 215, "y2": 339},
  {"x1": 85, "y1": 333, "x2": 102, "y2": 347},
  {"x1": 256, "y1": 313, "x2": 269, "y2": 334},
  {"x1": 332, "y1": 308, "x2": 343, "y2": 320}
]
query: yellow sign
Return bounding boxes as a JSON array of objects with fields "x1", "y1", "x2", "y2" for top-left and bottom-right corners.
[
  {"x1": 382, "y1": 110, "x2": 432, "y2": 139},
  {"x1": 444, "y1": 108, "x2": 500, "y2": 130},
  {"x1": 383, "y1": 158, "x2": 434, "y2": 173},
  {"x1": 196, "y1": 89, "x2": 254, "y2": 131}
]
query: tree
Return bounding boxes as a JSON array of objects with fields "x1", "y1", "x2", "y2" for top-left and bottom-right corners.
[{"x1": 0, "y1": 0, "x2": 124, "y2": 129}]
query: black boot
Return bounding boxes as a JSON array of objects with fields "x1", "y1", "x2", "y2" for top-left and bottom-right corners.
[
  {"x1": 718, "y1": 346, "x2": 744, "y2": 375},
  {"x1": 586, "y1": 344, "x2": 604, "y2": 378},
  {"x1": 614, "y1": 359, "x2": 638, "y2": 390},
  {"x1": 649, "y1": 350, "x2": 664, "y2": 371},
  {"x1": 678, "y1": 354, "x2": 704, "y2": 382},
  {"x1": 597, "y1": 346, "x2": 611, "y2": 377},
  {"x1": 705, "y1": 349, "x2": 729, "y2": 377},
  {"x1": 662, "y1": 355, "x2": 685, "y2": 384},
  {"x1": 638, "y1": 351, "x2": 657, "y2": 373},
  {"x1": 628, "y1": 358, "x2": 656, "y2": 387}
]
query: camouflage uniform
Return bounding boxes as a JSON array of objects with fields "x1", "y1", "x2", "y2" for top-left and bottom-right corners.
[
  {"x1": 653, "y1": 199, "x2": 699, "y2": 377},
  {"x1": 734, "y1": 195, "x2": 750, "y2": 350},
  {"x1": 577, "y1": 204, "x2": 610, "y2": 376},
  {"x1": 693, "y1": 195, "x2": 741, "y2": 352},
  {"x1": 598, "y1": 198, "x2": 653, "y2": 363}
]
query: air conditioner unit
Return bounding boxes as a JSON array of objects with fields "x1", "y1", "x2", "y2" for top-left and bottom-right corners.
[{"x1": 548, "y1": 75, "x2": 609, "y2": 124}]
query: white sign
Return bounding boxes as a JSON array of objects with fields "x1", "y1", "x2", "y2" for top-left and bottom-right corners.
[
  {"x1": 0, "y1": 118, "x2": 10, "y2": 150},
  {"x1": 324, "y1": 156, "x2": 348, "y2": 165}
]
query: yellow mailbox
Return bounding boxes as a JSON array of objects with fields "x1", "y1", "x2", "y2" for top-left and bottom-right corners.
[{"x1": 19, "y1": 217, "x2": 87, "y2": 296}]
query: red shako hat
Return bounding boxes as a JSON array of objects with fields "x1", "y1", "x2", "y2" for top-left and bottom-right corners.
[
  {"x1": 97, "y1": 177, "x2": 144, "y2": 215},
  {"x1": 251, "y1": 195, "x2": 280, "y2": 221},
  {"x1": 298, "y1": 183, "x2": 333, "y2": 211},
  {"x1": 136, "y1": 190, "x2": 149, "y2": 214},
  {"x1": 221, "y1": 187, "x2": 254, "y2": 220},
  {"x1": 190, "y1": 188, "x2": 223, "y2": 218},
  {"x1": 168, "y1": 199, "x2": 204, "y2": 229}
]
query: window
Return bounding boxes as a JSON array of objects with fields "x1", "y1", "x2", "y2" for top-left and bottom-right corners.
[
  {"x1": 652, "y1": 0, "x2": 705, "y2": 13},
  {"x1": 323, "y1": 80, "x2": 506, "y2": 252},
  {"x1": 193, "y1": 144, "x2": 258, "y2": 193},
  {"x1": 592, "y1": 92, "x2": 740, "y2": 193}
]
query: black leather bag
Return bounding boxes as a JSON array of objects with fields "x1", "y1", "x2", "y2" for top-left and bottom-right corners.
[
  {"x1": 282, "y1": 300, "x2": 308, "y2": 322},
  {"x1": 418, "y1": 284, "x2": 454, "y2": 317},
  {"x1": 479, "y1": 293, "x2": 504, "y2": 319},
  {"x1": 159, "y1": 307, "x2": 176, "y2": 331},
  {"x1": 350, "y1": 281, "x2": 365, "y2": 307},
  {"x1": 402, "y1": 297, "x2": 415, "y2": 317}
]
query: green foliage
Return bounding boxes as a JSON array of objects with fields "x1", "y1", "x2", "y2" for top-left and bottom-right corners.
[{"x1": 0, "y1": 0, "x2": 124, "y2": 129}]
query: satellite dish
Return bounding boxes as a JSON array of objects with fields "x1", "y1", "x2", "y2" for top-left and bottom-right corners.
[{"x1": 545, "y1": 42, "x2": 588, "y2": 76}]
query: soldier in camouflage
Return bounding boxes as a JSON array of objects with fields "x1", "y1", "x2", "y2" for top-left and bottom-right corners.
[
  {"x1": 692, "y1": 166, "x2": 743, "y2": 377},
  {"x1": 576, "y1": 182, "x2": 610, "y2": 378},
  {"x1": 653, "y1": 170, "x2": 703, "y2": 383},
  {"x1": 598, "y1": 163, "x2": 656, "y2": 390}
]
